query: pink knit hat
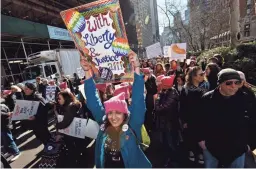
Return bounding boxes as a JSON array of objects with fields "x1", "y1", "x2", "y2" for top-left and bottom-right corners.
[
  {"x1": 114, "y1": 85, "x2": 130, "y2": 99},
  {"x1": 2, "y1": 90, "x2": 12, "y2": 95},
  {"x1": 59, "y1": 82, "x2": 67, "y2": 90},
  {"x1": 96, "y1": 83, "x2": 107, "y2": 93},
  {"x1": 161, "y1": 75, "x2": 175, "y2": 89},
  {"x1": 104, "y1": 92, "x2": 129, "y2": 114}
]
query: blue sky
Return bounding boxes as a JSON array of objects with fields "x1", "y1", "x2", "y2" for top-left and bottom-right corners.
[{"x1": 157, "y1": 0, "x2": 187, "y2": 34}]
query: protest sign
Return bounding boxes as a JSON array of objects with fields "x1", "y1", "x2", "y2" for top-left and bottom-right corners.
[
  {"x1": 163, "y1": 46, "x2": 169, "y2": 57},
  {"x1": 77, "y1": 67, "x2": 85, "y2": 79},
  {"x1": 60, "y1": 0, "x2": 133, "y2": 84},
  {"x1": 12, "y1": 100, "x2": 40, "y2": 121},
  {"x1": 57, "y1": 115, "x2": 99, "y2": 139},
  {"x1": 167, "y1": 43, "x2": 187, "y2": 60},
  {"x1": 145, "y1": 42, "x2": 162, "y2": 59},
  {"x1": 45, "y1": 86, "x2": 56, "y2": 102}
]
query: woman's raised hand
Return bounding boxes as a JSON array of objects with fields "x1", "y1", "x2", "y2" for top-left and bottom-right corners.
[{"x1": 128, "y1": 51, "x2": 140, "y2": 74}]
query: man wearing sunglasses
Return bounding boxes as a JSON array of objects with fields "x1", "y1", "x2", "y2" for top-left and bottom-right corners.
[{"x1": 197, "y1": 68, "x2": 256, "y2": 168}]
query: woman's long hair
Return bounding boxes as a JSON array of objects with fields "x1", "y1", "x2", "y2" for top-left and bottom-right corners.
[
  {"x1": 58, "y1": 91, "x2": 80, "y2": 107},
  {"x1": 185, "y1": 66, "x2": 202, "y2": 88},
  {"x1": 206, "y1": 63, "x2": 220, "y2": 90}
]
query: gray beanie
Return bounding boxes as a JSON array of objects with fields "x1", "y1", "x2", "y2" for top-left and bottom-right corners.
[{"x1": 217, "y1": 68, "x2": 241, "y2": 84}]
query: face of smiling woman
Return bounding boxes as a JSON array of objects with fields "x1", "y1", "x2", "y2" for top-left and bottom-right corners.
[{"x1": 107, "y1": 111, "x2": 125, "y2": 128}]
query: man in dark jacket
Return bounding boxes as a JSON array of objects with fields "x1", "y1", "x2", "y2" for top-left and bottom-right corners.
[
  {"x1": 1, "y1": 98, "x2": 21, "y2": 161},
  {"x1": 22, "y1": 83, "x2": 51, "y2": 145},
  {"x1": 198, "y1": 69, "x2": 256, "y2": 168}
]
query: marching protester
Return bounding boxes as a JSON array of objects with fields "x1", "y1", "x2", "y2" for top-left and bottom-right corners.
[
  {"x1": 175, "y1": 74, "x2": 185, "y2": 95},
  {"x1": 55, "y1": 91, "x2": 82, "y2": 167},
  {"x1": 180, "y1": 66, "x2": 208, "y2": 165},
  {"x1": 154, "y1": 75, "x2": 180, "y2": 167},
  {"x1": 141, "y1": 67, "x2": 158, "y2": 133},
  {"x1": 198, "y1": 68, "x2": 256, "y2": 168},
  {"x1": 73, "y1": 73, "x2": 81, "y2": 95},
  {"x1": 11, "y1": 85, "x2": 25, "y2": 100},
  {"x1": 205, "y1": 63, "x2": 221, "y2": 91},
  {"x1": 1, "y1": 98, "x2": 21, "y2": 162},
  {"x1": 59, "y1": 82, "x2": 71, "y2": 93},
  {"x1": 154, "y1": 62, "x2": 165, "y2": 77},
  {"x1": 21, "y1": 83, "x2": 51, "y2": 145},
  {"x1": 36, "y1": 77, "x2": 45, "y2": 94},
  {"x1": 82, "y1": 51, "x2": 152, "y2": 168}
]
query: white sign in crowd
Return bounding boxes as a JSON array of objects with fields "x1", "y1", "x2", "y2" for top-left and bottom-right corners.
[
  {"x1": 163, "y1": 43, "x2": 187, "y2": 60},
  {"x1": 12, "y1": 100, "x2": 40, "y2": 121},
  {"x1": 45, "y1": 86, "x2": 56, "y2": 102},
  {"x1": 145, "y1": 42, "x2": 163, "y2": 59},
  {"x1": 57, "y1": 115, "x2": 99, "y2": 139}
]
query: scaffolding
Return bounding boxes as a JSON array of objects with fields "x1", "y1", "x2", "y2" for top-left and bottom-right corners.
[{"x1": 1, "y1": 37, "x2": 75, "y2": 88}]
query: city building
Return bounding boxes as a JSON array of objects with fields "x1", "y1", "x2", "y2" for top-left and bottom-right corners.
[
  {"x1": 1, "y1": 0, "x2": 138, "y2": 86},
  {"x1": 238, "y1": 0, "x2": 256, "y2": 42},
  {"x1": 131, "y1": 0, "x2": 159, "y2": 57}
]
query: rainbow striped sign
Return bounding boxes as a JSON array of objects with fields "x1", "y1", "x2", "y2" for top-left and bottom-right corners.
[{"x1": 60, "y1": 0, "x2": 133, "y2": 83}]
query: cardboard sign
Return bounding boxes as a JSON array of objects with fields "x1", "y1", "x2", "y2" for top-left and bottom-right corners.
[
  {"x1": 60, "y1": 0, "x2": 133, "y2": 84},
  {"x1": 12, "y1": 100, "x2": 40, "y2": 121},
  {"x1": 166, "y1": 43, "x2": 186, "y2": 60},
  {"x1": 57, "y1": 115, "x2": 99, "y2": 139},
  {"x1": 145, "y1": 42, "x2": 162, "y2": 59},
  {"x1": 45, "y1": 86, "x2": 56, "y2": 102}
]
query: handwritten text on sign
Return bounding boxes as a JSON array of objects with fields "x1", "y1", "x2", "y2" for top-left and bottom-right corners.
[
  {"x1": 12, "y1": 100, "x2": 39, "y2": 121},
  {"x1": 57, "y1": 115, "x2": 99, "y2": 139},
  {"x1": 81, "y1": 12, "x2": 124, "y2": 75}
]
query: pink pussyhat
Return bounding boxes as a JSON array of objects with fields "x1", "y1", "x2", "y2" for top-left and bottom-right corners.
[
  {"x1": 96, "y1": 83, "x2": 107, "y2": 93},
  {"x1": 2, "y1": 90, "x2": 12, "y2": 95},
  {"x1": 104, "y1": 92, "x2": 129, "y2": 114},
  {"x1": 114, "y1": 85, "x2": 130, "y2": 99},
  {"x1": 59, "y1": 82, "x2": 67, "y2": 90}
]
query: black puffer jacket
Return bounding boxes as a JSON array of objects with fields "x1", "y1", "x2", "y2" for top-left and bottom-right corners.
[
  {"x1": 179, "y1": 85, "x2": 206, "y2": 126},
  {"x1": 155, "y1": 88, "x2": 179, "y2": 130},
  {"x1": 198, "y1": 88, "x2": 256, "y2": 165}
]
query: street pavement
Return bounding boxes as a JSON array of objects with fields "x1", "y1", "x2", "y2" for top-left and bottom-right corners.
[{"x1": 2, "y1": 119, "x2": 256, "y2": 168}]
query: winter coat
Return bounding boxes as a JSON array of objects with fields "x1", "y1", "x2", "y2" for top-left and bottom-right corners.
[
  {"x1": 1, "y1": 100, "x2": 12, "y2": 131},
  {"x1": 179, "y1": 85, "x2": 206, "y2": 126},
  {"x1": 155, "y1": 88, "x2": 179, "y2": 130},
  {"x1": 56, "y1": 102, "x2": 80, "y2": 130},
  {"x1": 84, "y1": 73, "x2": 152, "y2": 168},
  {"x1": 145, "y1": 75, "x2": 157, "y2": 111},
  {"x1": 197, "y1": 88, "x2": 256, "y2": 165}
]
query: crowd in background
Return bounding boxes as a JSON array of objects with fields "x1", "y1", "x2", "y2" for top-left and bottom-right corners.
[{"x1": 1, "y1": 52, "x2": 256, "y2": 168}]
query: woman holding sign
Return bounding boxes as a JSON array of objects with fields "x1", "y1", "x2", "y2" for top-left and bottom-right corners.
[
  {"x1": 55, "y1": 91, "x2": 82, "y2": 167},
  {"x1": 82, "y1": 51, "x2": 152, "y2": 168}
]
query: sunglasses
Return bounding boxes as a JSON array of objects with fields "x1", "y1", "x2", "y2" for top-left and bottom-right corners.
[{"x1": 225, "y1": 80, "x2": 241, "y2": 86}]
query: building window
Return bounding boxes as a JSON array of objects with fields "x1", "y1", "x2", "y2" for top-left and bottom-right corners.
[
  {"x1": 247, "y1": 8, "x2": 251, "y2": 15},
  {"x1": 244, "y1": 31, "x2": 250, "y2": 37},
  {"x1": 247, "y1": 0, "x2": 251, "y2": 5}
]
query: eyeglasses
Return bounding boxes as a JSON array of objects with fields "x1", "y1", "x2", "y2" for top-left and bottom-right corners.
[{"x1": 225, "y1": 80, "x2": 241, "y2": 86}]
